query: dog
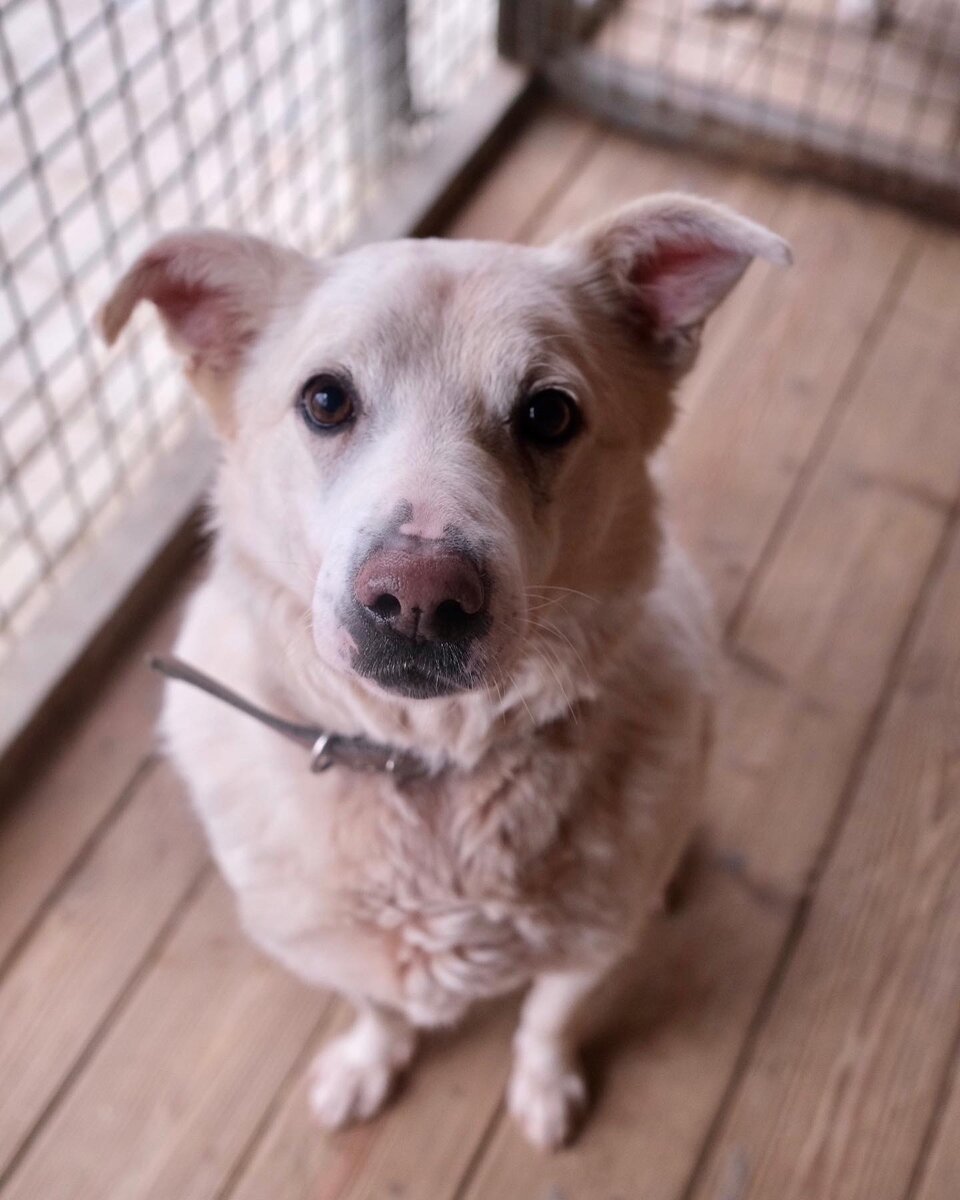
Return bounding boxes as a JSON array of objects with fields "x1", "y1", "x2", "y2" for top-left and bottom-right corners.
[{"x1": 99, "y1": 194, "x2": 789, "y2": 1149}]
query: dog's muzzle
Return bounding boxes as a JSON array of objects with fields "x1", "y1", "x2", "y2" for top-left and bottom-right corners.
[{"x1": 344, "y1": 535, "x2": 491, "y2": 699}]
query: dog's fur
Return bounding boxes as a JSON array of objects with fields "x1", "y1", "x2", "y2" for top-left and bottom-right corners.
[{"x1": 100, "y1": 195, "x2": 789, "y2": 1148}]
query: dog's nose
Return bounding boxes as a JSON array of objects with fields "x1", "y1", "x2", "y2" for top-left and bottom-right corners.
[{"x1": 354, "y1": 542, "x2": 486, "y2": 643}]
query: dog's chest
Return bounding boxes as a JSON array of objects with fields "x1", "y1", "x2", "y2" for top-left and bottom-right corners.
[
  {"x1": 334, "y1": 779, "x2": 576, "y2": 1021},
  {"x1": 361, "y1": 879, "x2": 548, "y2": 1025},
  {"x1": 197, "y1": 711, "x2": 639, "y2": 1027},
  {"x1": 280, "y1": 755, "x2": 624, "y2": 1025}
]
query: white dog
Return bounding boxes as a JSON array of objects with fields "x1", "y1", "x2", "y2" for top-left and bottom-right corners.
[{"x1": 100, "y1": 194, "x2": 789, "y2": 1149}]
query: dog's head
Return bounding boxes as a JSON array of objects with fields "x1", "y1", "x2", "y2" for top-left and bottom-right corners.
[{"x1": 101, "y1": 197, "x2": 788, "y2": 702}]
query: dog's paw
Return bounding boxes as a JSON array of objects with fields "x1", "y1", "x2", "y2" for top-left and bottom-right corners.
[
  {"x1": 309, "y1": 1019, "x2": 414, "y2": 1129},
  {"x1": 507, "y1": 1054, "x2": 587, "y2": 1151}
]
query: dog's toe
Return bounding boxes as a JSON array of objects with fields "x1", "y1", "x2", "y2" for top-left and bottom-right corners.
[
  {"x1": 309, "y1": 1040, "x2": 398, "y2": 1128},
  {"x1": 507, "y1": 1056, "x2": 587, "y2": 1151},
  {"x1": 308, "y1": 1009, "x2": 416, "y2": 1130}
]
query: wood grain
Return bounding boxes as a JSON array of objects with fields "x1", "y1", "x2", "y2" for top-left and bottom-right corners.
[
  {"x1": 443, "y1": 101, "x2": 603, "y2": 243},
  {"x1": 914, "y1": 1044, "x2": 960, "y2": 1200},
  {"x1": 0, "y1": 761, "x2": 207, "y2": 1178},
  {"x1": 690, "y1": 521, "x2": 960, "y2": 1200},
  {"x1": 0, "y1": 878, "x2": 329, "y2": 1200}
]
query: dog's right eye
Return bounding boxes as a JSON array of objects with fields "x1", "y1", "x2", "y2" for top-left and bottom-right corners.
[
  {"x1": 513, "y1": 388, "x2": 581, "y2": 449},
  {"x1": 298, "y1": 374, "x2": 356, "y2": 432}
]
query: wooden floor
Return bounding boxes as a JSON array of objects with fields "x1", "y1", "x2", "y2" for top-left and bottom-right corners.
[{"x1": 3, "y1": 101, "x2": 960, "y2": 1200}]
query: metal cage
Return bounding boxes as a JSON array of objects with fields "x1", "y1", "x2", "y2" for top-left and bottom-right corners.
[{"x1": 500, "y1": 0, "x2": 960, "y2": 220}]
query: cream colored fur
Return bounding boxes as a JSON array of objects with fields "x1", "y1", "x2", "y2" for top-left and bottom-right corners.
[{"x1": 100, "y1": 195, "x2": 788, "y2": 1149}]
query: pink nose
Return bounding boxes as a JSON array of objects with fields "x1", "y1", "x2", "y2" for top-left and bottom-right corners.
[{"x1": 353, "y1": 542, "x2": 487, "y2": 643}]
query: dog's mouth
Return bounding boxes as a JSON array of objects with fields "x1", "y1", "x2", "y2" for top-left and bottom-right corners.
[
  {"x1": 347, "y1": 630, "x2": 483, "y2": 700},
  {"x1": 360, "y1": 659, "x2": 478, "y2": 700}
]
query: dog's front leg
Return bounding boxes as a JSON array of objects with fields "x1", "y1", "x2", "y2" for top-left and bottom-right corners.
[
  {"x1": 309, "y1": 1001, "x2": 417, "y2": 1129},
  {"x1": 508, "y1": 964, "x2": 613, "y2": 1150}
]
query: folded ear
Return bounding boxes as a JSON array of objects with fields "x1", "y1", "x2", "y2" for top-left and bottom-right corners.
[
  {"x1": 572, "y1": 193, "x2": 791, "y2": 372},
  {"x1": 98, "y1": 229, "x2": 316, "y2": 423}
]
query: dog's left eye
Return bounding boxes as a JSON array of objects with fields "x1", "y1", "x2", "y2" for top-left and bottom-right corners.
[
  {"x1": 514, "y1": 388, "x2": 581, "y2": 448},
  {"x1": 298, "y1": 374, "x2": 355, "y2": 432}
]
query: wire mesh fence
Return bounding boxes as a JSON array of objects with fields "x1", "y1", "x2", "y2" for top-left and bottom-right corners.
[
  {"x1": 502, "y1": 0, "x2": 960, "y2": 218},
  {"x1": 0, "y1": 0, "x2": 496, "y2": 661}
]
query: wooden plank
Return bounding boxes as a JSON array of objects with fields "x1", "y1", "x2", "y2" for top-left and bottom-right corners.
[
  {"x1": 717, "y1": 487, "x2": 944, "y2": 894},
  {"x1": 689, "y1": 520, "x2": 960, "y2": 1200},
  {"x1": 732, "y1": 234, "x2": 960, "y2": 685},
  {"x1": 0, "y1": 581, "x2": 189, "y2": 967},
  {"x1": 0, "y1": 876, "x2": 330, "y2": 1200},
  {"x1": 839, "y1": 230, "x2": 960, "y2": 506},
  {"x1": 0, "y1": 761, "x2": 207, "y2": 1178},
  {"x1": 914, "y1": 1048, "x2": 960, "y2": 1200},
  {"x1": 443, "y1": 101, "x2": 603, "y2": 243},
  {"x1": 712, "y1": 223, "x2": 960, "y2": 881},
  {"x1": 526, "y1": 125, "x2": 783, "y2": 241}
]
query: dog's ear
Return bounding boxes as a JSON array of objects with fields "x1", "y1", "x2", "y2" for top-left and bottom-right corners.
[
  {"x1": 571, "y1": 193, "x2": 791, "y2": 372},
  {"x1": 98, "y1": 229, "x2": 316, "y2": 427}
]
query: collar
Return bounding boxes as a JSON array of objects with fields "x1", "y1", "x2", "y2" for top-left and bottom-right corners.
[{"x1": 150, "y1": 655, "x2": 433, "y2": 785}]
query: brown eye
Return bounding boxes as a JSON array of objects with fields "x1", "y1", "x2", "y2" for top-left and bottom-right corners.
[
  {"x1": 514, "y1": 388, "x2": 581, "y2": 448},
  {"x1": 299, "y1": 373, "x2": 355, "y2": 432}
]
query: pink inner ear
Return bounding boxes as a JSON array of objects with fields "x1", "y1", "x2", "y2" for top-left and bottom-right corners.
[
  {"x1": 149, "y1": 274, "x2": 248, "y2": 371},
  {"x1": 629, "y1": 240, "x2": 747, "y2": 335}
]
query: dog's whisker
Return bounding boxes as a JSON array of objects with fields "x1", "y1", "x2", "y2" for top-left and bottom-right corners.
[
  {"x1": 500, "y1": 613, "x2": 581, "y2": 723},
  {"x1": 506, "y1": 670, "x2": 538, "y2": 728},
  {"x1": 524, "y1": 594, "x2": 572, "y2": 614},
  {"x1": 280, "y1": 614, "x2": 314, "y2": 664},
  {"x1": 537, "y1": 644, "x2": 578, "y2": 723},
  {"x1": 525, "y1": 585, "x2": 600, "y2": 604},
  {"x1": 518, "y1": 606, "x2": 592, "y2": 675},
  {"x1": 526, "y1": 619, "x2": 593, "y2": 687},
  {"x1": 527, "y1": 612, "x2": 590, "y2": 661}
]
